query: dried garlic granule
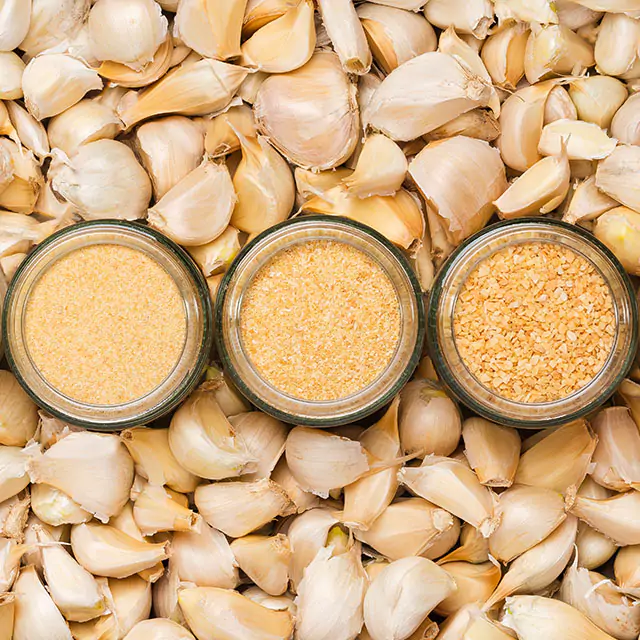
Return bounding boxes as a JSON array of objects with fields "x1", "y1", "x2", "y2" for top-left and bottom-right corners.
[
  {"x1": 25, "y1": 244, "x2": 187, "y2": 405},
  {"x1": 454, "y1": 242, "x2": 616, "y2": 403},
  {"x1": 240, "y1": 240, "x2": 401, "y2": 402}
]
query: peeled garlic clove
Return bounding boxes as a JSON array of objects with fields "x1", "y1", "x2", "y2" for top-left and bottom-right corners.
[
  {"x1": 494, "y1": 0, "x2": 559, "y2": 24},
  {"x1": 539, "y1": 119, "x2": 617, "y2": 160},
  {"x1": 117, "y1": 58, "x2": 248, "y2": 129},
  {"x1": 462, "y1": 418, "x2": 520, "y2": 488},
  {"x1": 614, "y1": 545, "x2": 640, "y2": 597},
  {"x1": 481, "y1": 22, "x2": 529, "y2": 91},
  {"x1": 187, "y1": 226, "x2": 241, "y2": 277},
  {"x1": 436, "y1": 561, "x2": 501, "y2": 617},
  {"x1": 203, "y1": 105, "x2": 256, "y2": 159},
  {"x1": 172, "y1": 522, "x2": 239, "y2": 589},
  {"x1": 0, "y1": 52, "x2": 24, "y2": 100},
  {"x1": 357, "y1": 3, "x2": 436, "y2": 75},
  {"x1": 595, "y1": 146, "x2": 640, "y2": 213},
  {"x1": 230, "y1": 133, "x2": 295, "y2": 235},
  {"x1": 0, "y1": 371, "x2": 38, "y2": 447},
  {"x1": 544, "y1": 86, "x2": 578, "y2": 124},
  {"x1": 424, "y1": 0, "x2": 494, "y2": 39},
  {"x1": 132, "y1": 484, "x2": 201, "y2": 536},
  {"x1": 563, "y1": 175, "x2": 618, "y2": 225},
  {"x1": 271, "y1": 458, "x2": 320, "y2": 515},
  {"x1": 124, "y1": 619, "x2": 195, "y2": 640},
  {"x1": 168, "y1": 389, "x2": 255, "y2": 480},
  {"x1": 424, "y1": 108, "x2": 501, "y2": 143},
  {"x1": 484, "y1": 515, "x2": 577, "y2": 610},
  {"x1": 5, "y1": 101, "x2": 49, "y2": 160},
  {"x1": 399, "y1": 456, "x2": 497, "y2": 536},
  {"x1": 611, "y1": 93, "x2": 640, "y2": 146},
  {"x1": 569, "y1": 76, "x2": 628, "y2": 131},
  {"x1": 31, "y1": 483, "x2": 91, "y2": 527},
  {"x1": 595, "y1": 13, "x2": 640, "y2": 77},
  {"x1": 26, "y1": 431, "x2": 134, "y2": 522},
  {"x1": 285, "y1": 427, "x2": 370, "y2": 499},
  {"x1": 255, "y1": 52, "x2": 359, "y2": 171},
  {"x1": 438, "y1": 522, "x2": 490, "y2": 565},
  {"x1": 148, "y1": 159, "x2": 235, "y2": 246},
  {"x1": 194, "y1": 478, "x2": 294, "y2": 538},
  {"x1": 594, "y1": 206, "x2": 640, "y2": 274},
  {"x1": 0, "y1": 446, "x2": 29, "y2": 504},
  {"x1": 409, "y1": 136, "x2": 507, "y2": 244}
]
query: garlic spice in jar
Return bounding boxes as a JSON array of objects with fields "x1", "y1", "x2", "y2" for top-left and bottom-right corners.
[
  {"x1": 3, "y1": 221, "x2": 212, "y2": 430},
  {"x1": 216, "y1": 216, "x2": 424, "y2": 426},
  {"x1": 428, "y1": 219, "x2": 638, "y2": 428}
]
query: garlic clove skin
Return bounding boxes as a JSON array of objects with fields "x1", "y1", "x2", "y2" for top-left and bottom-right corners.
[
  {"x1": 0, "y1": 537, "x2": 29, "y2": 592},
  {"x1": 555, "y1": 1, "x2": 602, "y2": 30},
  {"x1": 538, "y1": 119, "x2": 617, "y2": 161},
  {"x1": 22, "y1": 513, "x2": 68, "y2": 574},
  {"x1": 594, "y1": 207, "x2": 640, "y2": 275},
  {"x1": 0, "y1": 0, "x2": 31, "y2": 51},
  {"x1": 271, "y1": 458, "x2": 321, "y2": 515},
  {"x1": 494, "y1": 0, "x2": 559, "y2": 24},
  {"x1": 594, "y1": 13, "x2": 640, "y2": 77},
  {"x1": 187, "y1": 226, "x2": 242, "y2": 277},
  {"x1": 436, "y1": 561, "x2": 501, "y2": 617},
  {"x1": 106, "y1": 575, "x2": 152, "y2": 638},
  {"x1": 424, "y1": 0, "x2": 494, "y2": 39},
  {"x1": 242, "y1": 587, "x2": 297, "y2": 616},
  {"x1": 544, "y1": 86, "x2": 578, "y2": 125},
  {"x1": 0, "y1": 492, "x2": 30, "y2": 540},
  {"x1": 5, "y1": 101, "x2": 49, "y2": 161},
  {"x1": 611, "y1": 93, "x2": 640, "y2": 146},
  {"x1": 576, "y1": 520, "x2": 617, "y2": 571},
  {"x1": 242, "y1": 0, "x2": 300, "y2": 39},
  {"x1": 423, "y1": 108, "x2": 501, "y2": 143},
  {"x1": 563, "y1": 175, "x2": 618, "y2": 225},
  {"x1": 0, "y1": 446, "x2": 30, "y2": 504},
  {"x1": 438, "y1": 522, "x2": 490, "y2": 565},
  {"x1": 152, "y1": 561, "x2": 186, "y2": 624},
  {"x1": 0, "y1": 371, "x2": 38, "y2": 447},
  {"x1": 614, "y1": 545, "x2": 640, "y2": 597},
  {"x1": 481, "y1": 22, "x2": 530, "y2": 91},
  {"x1": 31, "y1": 483, "x2": 92, "y2": 527},
  {"x1": 203, "y1": 105, "x2": 256, "y2": 159},
  {"x1": 132, "y1": 484, "x2": 202, "y2": 536},
  {"x1": 0, "y1": 593, "x2": 14, "y2": 640},
  {"x1": 437, "y1": 603, "x2": 514, "y2": 640},
  {"x1": 200, "y1": 366, "x2": 250, "y2": 417},
  {"x1": 123, "y1": 619, "x2": 195, "y2": 640},
  {"x1": 595, "y1": 146, "x2": 640, "y2": 214},
  {"x1": 0, "y1": 52, "x2": 24, "y2": 100},
  {"x1": 569, "y1": 76, "x2": 629, "y2": 130}
]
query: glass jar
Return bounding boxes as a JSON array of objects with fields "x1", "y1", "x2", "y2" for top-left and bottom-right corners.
[
  {"x1": 3, "y1": 220, "x2": 212, "y2": 431},
  {"x1": 428, "y1": 218, "x2": 638, "y2": 428},
  {"x1": 216, "y1": 216, "x2": 425, "y2": 426}
]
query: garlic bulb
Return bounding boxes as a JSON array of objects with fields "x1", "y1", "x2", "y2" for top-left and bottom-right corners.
[
  {"x1": 569, "y1": 76, "x2": 629, "y2": 129},
  {"x1": 462, "y1": 418, "x2": 521, "y2": 488},
  {"x1": 172, "y1": 522, "x2": 239, "y2": 589},
  {"x1": 596, "y1": 146, "x2": 640, "y2": 213},
  {"x1": 31, "y1": 483, "x2": 91, "y2": 526},
  {"x1": 26, "y1": 431, "x2": 134, "y2": 522},
  {"x1": 194, "y1": 478, "x2": 294, "y2": 538},
  {"x1": 132, "y1": 484, "x2": 201, "y2": 536},
  {"x1": 563, "y1": 175, "x2": 618, "y2": 225},
  {"x1": 614, "y1": 545, "x2": 640, "y2": 597},
  {"x1": 49, "y1": 140, "x2": 152, "y2": 221},
  {"x1": 271, "y1": 458, "x2": 320, "y2": 514},
  {"x1": 285, "y1": 427, "x2": 370, "y2": 499},
  {"x1": 490, "y1": 485, "x2": 567, "y2": 563},
  {"x1": 117, "y1": 58, "x2": 248, "y2": 129},
  {"x1": 399, "y1": 457, "x2": 497, "y2": 536},
  {"x1": 179, "y1": 587, "x2": 294, "y2": 640},
  {"x1": 481, "y1": 22, "x2": 529, "y2": 91},
  {"x1": 0, "y1": 52, "x2": 24, "y2": 100},
  {"x1": 88, "y1": 0, "x2": 167, "y2": 72},
  {"x1": 204, "y1": 105, "x2": 256, "y2": 158},
  {"x1": 148, "y1": 159, "x2": 235, "y2": 246},
  {"x1": 230, "y1": 133, "x2": 295, "y2": 235},
  {"x1": 594, "y1": 13, "x2": 640, "y2": 77},
  {"x1": 11, "y1": 565, "x2": 72, "y2": 640},
  {"x1": 124, "y1": 619, "x2": 195, "y2": 640},
  {"x1": 365, "y1": 557, "x2": 457, "y2": 640},
  {"x1": 241, "y1": 0, "x2": 316, "y2": 73},
  {"x1": 357, "y1": 3, "x2": 437, "y2": 75},
  {"x1": 495, "y1": 0, "x2": 559, "y2": 23},
  {"x1": 254, "y1": 52, "x2": 359, "y2": 171},
  {"x1": 594, "y1": 207, "x2": 640, "y2": 274},
  {"x1": 409, "y1": 136, "x2": 507, "y2": 244},
  {"x1": 0, "y1": 371, "x2": 38, "y2": 447},
  {"x1": 611, "y1": 93, "x2": 640, "y2": 146},
  {"x1": 544, "y1": 86, "x2": 578, "y2": 124},
  {"x1": 168, "y1": 390, "x2": 255, "y2": 480},
  {"x1": 22, "y1": 54, "x2": 102, "y2": 121},
  {"x1": 5, "y1": 101, "x2": 49, "y2": 160},
  {"x1": 424, "y1": 0, "x2": 494, "y2": 39},
  {"x1": 0, "y1": 492, "x2": 30, "y2": 539},
  {"x1": 0, "y1": 446, "x2": 29, "y2": 504}
]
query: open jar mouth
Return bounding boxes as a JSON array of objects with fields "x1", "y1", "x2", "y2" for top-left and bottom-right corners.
[
  {"x1": 428, "y1": 218, "x2": 638, "y2": 428},
  {"x1": 2, "y1": 220, "x2": 213, "y2": 431},
  {"x1": 215, "y1": 215, "x2": 425, "y2": 427}
]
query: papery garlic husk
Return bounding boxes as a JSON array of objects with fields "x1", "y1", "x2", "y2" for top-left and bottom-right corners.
[
  {"x1": 0, "y1": 593, "x2": 14, "y2": 640},
  {"x1": 559, "y1": 560, "x2": 640, "y2": 640},
  {"x1": 295, "y1": 539, "x2": 367, "y2": 640},
  {"x1": 117, "y1": 58, "x2": 248, "y2": 129},
  {"x1": 132, "y1": 484, "x2": 201, "y2": 536},
  {"x1": 611, "y1": 93, "x2": 640, "y2": 146},
  {"x1": 187, "y1": 226, "x2": 241, "y2": 277},
  {"x1": 0, "y1": 52, "x2": 24, "y2": 99},
  {"x1": 179, "y1": 587, "x2": 294, "y2": 640},
  {"x1": 0, "y1": 491, "x2": 29, "y2": 539},
  {"x1": 254, "y1": 52, "x2": 359, "y2": 171},
  {"x1": 409, "y1": 136, "x2": 507, "y2": 244},
  {"x1": 615, "y1": 545, "x2": 640, "y2": 597},
  {"x1": 438, "y1": 561, "x2": 501, "y2": 617},
  {"x1": 0, "y1": 371, "x2": 38, "y2": 447},
  {"x1": 172, "y1": 522, "x2": 239, "y2": 589},
  {"x1": 242, "y1": 0, "x2": 299, "y2": 38},
  {"x1": 481, "y1": 22, "x2": 529, "y2": 91},
  {"x1": 271, "y1": 458, "x2": 320, "y2": 515},
  {"x1": 168, "y1": 390, "x2": 255, "y2": 480},
  {"x1": 365, "y1": 52, "x2": 493, "y2": 142},
  {"x1": 70, "y1": 521, "x2": 170, "y2": 579},
  {"x1": 595, "y1": 13, "x2": 640, "y2": 77},
  {"x1": 594, "y1": 207, "x2": 640, "y2": 274},
  {"x1": 124, "y1": 619, "x2": 196, "y2": 640},
  {"x1": 0, "y1": 537, "x2": 28, "y2": 592},
  {"x1": 0, "y1": 446, "x2": 29, "y2": 504},
  {"x1": 230, "y1": 534, "x2": 291, "y2": 596},
  {"x1": 563, "y1": 175, "x2": 618, "y2": 225},
  {"x1": 524, "y1": 24, "x2": 595, "y2": 85},
  {"x1": 22, "y1": 53, "x2": 102, "y2": 121},
  {"x1": 462, "y1": 418, "x2": 520, "y2": 488},
  {"x1": 26, "y1": 431, "x2": 134, "y2": 522},
  {"x1": 0, "y1": 139, "x2": 43, "y2": 215},
  {"x1": 5, "y1": 101, "x2": 49, "y2": 160},
  {"x1": 243, "y1": 587, "x2": 297, "y2": 615},
  {"x1": 203, "y1": 105, "x2": 256, "y2": 158},
  {"x1": 0, "y1": 0, "x2": 31, "y2": 51},
  {"x1": 569, "y1": 76, "x2": 629, "y2": 130},
  {"x1": 287, "y1": 507, "x2": 339, "y2": 592},
  {"x1": 539, "y1": 119, "x2": 617, "y2": 161},
  {"x1": 438, "y1": 522, "x2": 490, "y2": 565},
  {"x1": 514, "y1": 419, "x2": 598, "y2": 494},
  {"x1": 120, "y1": 427, "x2": 200, "y2": 494},
  {"x1": 424, "y1": 109, "x2": 501, "y2": 143},
  {"x1": 490, "y1": 485, "x2": 567, "y2": 563},
  {"x1": 194, "y1": 478, "x2": 295, "y2": 538},
  {"x1": 134, "y1": 115, "x2": 204, "y2": 201},
  {"x1": 399, "y1": 456, "x2": 497, "y2": 536},
  {"x1": 230, "y1": 132, "x2": 294, "y2": 235},
  {"x1": 106, "y1": 575, "x2": 152, "y2": 638},
  {"x1": 285, "y1": 427, "x2": 370, "y2": 499},
  {"x1": 596, "y1": 146, "x2": 640, "y2": 213},
  {"x1": 241, "y1": 0, "x2": 316, "y2": 73},
  {"x1": 229, "y1": 412, "x2": 287, "y2": 481},
  {"x1": 31, "y1": 483, "x2": 91, "y2": 527},
  {"x1": 590, "y1": 406, "x2": 640, "y2": 491},
  {"x1": 49, "y1": 140, "x2": 151, "y2": 221},
  {"x1": 12, "y1": 565, "x2": 72, "y2": 640},
  {"x1": 0, "y1": 213, "x2": 54, "y2": 258},
  {"x1": 423, "y1": 203, "x2": 455, "y2": 262},
  {"x1": 424, "y1": 0, "x2": 494, "y2": 38},
  {"x1": 175, "y1": 0, "x2": 246, "y2": 61},
  {"x1": 484, "y1": 515, "x2": 577, "y2": 611},
  {"x1": 364, "y1": 556, "x2": 456, "y2": 640},
  {"x1": 35, "y1": 413, "x2": 81, "y2": 451},
  {"x1": 570, "y1": 489, "x2": 640, "y2": 545},
  {"x1": 33, "y1": 179, "x2": 78, "y2": 222},
  {"x1": 494, "y1": 0, "x2": 558, "y2": 23},
  {"x1": 357, "y1": 3, "x2": 436, "y2": 75},
  {"x1": 88, "y1": 0, "x2": 167, "y2": 71},
  {"x1": 36, "y1": 525, "x2": 107, "y2": 622},
  {"x1": 544, "y1": 86, "x2": 578, "y2": 125}
]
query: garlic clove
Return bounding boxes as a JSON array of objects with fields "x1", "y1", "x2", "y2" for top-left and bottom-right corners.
[
  {"x1": 241, "y1": 0, "x2": 316, "y2": 74},
  {"x1": 0, "y1": 446, "x2": 30, "y2": 504},
  {"x1": 67, "y1": 609, "x2": 119, "y2": 640},
  {"x1": 436, "y1": 561, "x2": 501, "y2": 617},
  {"x1": 132, "y1": 484, "x2": 202, "y2": 536},
  {"x1": 0, "y1": 593, "x2": 14, "y2": 640},
  {"x1": 271, "y1": 457, "x2": 321, "y2": 515},
  {"x1": 0, "y1": 0, "x2": 31, "y2": 51},
  {"x1": 152, "y1": 561, "x2": 186, "y2": 624},
  {"x1": 424, "y1": 0, "x2": 494, "y2": 39},
  {"x1": 106, "y1": 575, "x2": 152, "y2": 638},
  {"x1": 5, "y1": 101, "x2": 49, "y2": 161},
  {"x1": 544, "y1": 85, "x2": 578, "y2": 124},
  {"x1": 611, "y1": 93, "x2": 640, "y2": 146},
  {"x1": 595, "y1": 146, "x2": 640, "y2": 213},
  {"x1": 594, "y1": 207, "x2": 640, "y2": 274},
  {"x1": 200, "y1": 366, "x2": 250, "y2": 417},
  {"x1": 555, "y1": 1, "x2": 602, "y2": 30},
  {"x1": 563, "y1": 175, "x2": 619, "y2": 225},
  {"x1": 0, "y1": 52, "x2": 24, "y2": 100},
  {"x1": 194, "y1": 478, "x2": 295, "y2": 538},
  {"x1": 481, "y1": 22, "x2": 530, "y2": 91},
  {"x1": 123, "y1": 619, "x2": 195, "y2": 640},
  {"x1": 576, "y1": 520, "x2": 617, "y2": 571},
  {"x1": 295, "y1": 167, "x2": 353, "y2": 204},
  {"x1": 203, "y1": 104, "x2": 256, "y2": 159},
  {"x1": 619, "y1": 378, "x2": 640, "y2": 427},
  {"x1": 242, "y1": 0, "x2": 300, "y2": 38},
  {"x1": 0, "y1": 537, "x2": 29, "y2": 592},
  {"x1": 594, "y1": 13, "x2": 640, "y2": 77},
  {"x1": 569, "y1": 76, "x2": 629, "y2": 130},
  {"x1": 0, "y1": 371, "x2": 38, "y2": 447},
  {"x1": 22, "y1": 513, "x2": 68, "y2": 575},
  {"x1": 31, "y1": 483, "x2": 91, "y2": 527},
  {"x1": 437, "y1": 603, "x2": 514, "y2": 640},
  {"x1": 0, "y1": 492, "x2": 30, "y2": 540},
  {"x1": 423, "y1": 108, "x2": 501, "y2": 143},
  {"x1": 614, "y1": 545, "x2": 640, "y2": 597},
  {"x1": 422, "y1": 516, "x2": 462, "y2": 562},
  {"x1": 0, "y1": 139, "x2": 43, "y2": 215},
  {"x1": 0, "y1": 253, "x2": 26, "y2": 281},
  {"x1": 539, "y1": 118, "x2": 617, "y2": 161},
  {"x1": 494, "y1": 0, "x2": 559, "y2": 24},
  {"x1": 242, "y1": 587, "x2": 296, "y2": 615},
  {"x1": 187, "y1": 226, "x2": 242, "y2": 277},
  {"x1": 148, "y1": 159, "x2": 235, "y2": 247},
  {"x1": 438, "y1": 522, "x2": 490, "y2": 565}
]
